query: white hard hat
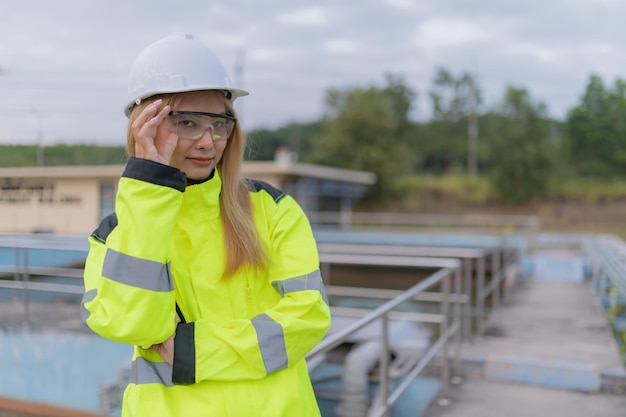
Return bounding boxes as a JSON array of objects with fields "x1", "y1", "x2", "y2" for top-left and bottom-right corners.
[{"x1": 124, "y1": 33, "x2": 248, "y2": 117}]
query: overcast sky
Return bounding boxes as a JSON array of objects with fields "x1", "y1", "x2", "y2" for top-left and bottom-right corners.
[{"x1": 1, "y1": 0, "x2": 624, "y2": 145}]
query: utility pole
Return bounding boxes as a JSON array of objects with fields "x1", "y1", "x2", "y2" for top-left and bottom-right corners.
[
  {"x1": 30, "y1": 108, "x2": 45, "y2": 166},
  {"x1": 36, "y1": 118, "x2": 44, "y2": 167},
  {"x1": 467, "y1": 77, "x2": 479, "y2": 176},
  {"x1": 233, "y1": 48, "x2": 246, "y2": 122}
]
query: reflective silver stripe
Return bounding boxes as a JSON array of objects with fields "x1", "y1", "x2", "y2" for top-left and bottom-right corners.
[
  {"x1": 102, "y1": 248, "x2": 173, "y2": 292},
  {"x1": 271, "y1": 269, "x2": 328, "y2": 304},
  {"x1": 251, "y1": 314, "x2": 287, "y2": 374},
  {"x1": 80, "y1": 289, "x2": 97, "y2": 324},
  {"x1": 129, "y1": 356, "x2": 173, "y2": 386}
]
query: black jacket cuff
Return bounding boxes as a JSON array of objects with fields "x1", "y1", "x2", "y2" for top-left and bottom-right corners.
[
  {"x1": 172, "y1": 322, "x2": 196, "y2": 385},
  {"x1": 123, "y1": 157, "x2": 186, "y2": 192}
]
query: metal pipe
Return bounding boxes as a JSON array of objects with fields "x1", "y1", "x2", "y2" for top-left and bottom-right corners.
[{"x1": 368, "y1": 321, "x2": 461, "y2": 417}]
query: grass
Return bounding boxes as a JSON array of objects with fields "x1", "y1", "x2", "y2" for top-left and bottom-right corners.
[
  {"x1": 379, "y1": 174, "x2": 626, "y2": 239},
  {"x1": 392, "y1": 174, "x2": 492, "y2": 204},
  {"x1": 394, "y1": 174, "x2": 626, "y2": 203},
  {"x1": 551, "y1": 177, "x2": 626, "y2": 203}
]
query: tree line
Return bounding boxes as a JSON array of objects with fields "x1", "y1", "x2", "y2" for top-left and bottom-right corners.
[
  {"x1": 247, "y1": 70, "x2": 626, "y2": 203},
  {"x1": 1, "y1": 69, "x2": 624, "y2": 204}
]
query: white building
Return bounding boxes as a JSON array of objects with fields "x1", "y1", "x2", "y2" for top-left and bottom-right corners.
[{"x1": 0, "y1": 161, "x2": 375, "y2": 234}]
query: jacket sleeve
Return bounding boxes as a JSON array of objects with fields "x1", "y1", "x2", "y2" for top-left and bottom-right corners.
[
  {"x1": 172, "y1": 193, "x2": 331, "y2": 384},
  {"x1": 81, "y1": 158, "x2": 185, "y2": 347}
]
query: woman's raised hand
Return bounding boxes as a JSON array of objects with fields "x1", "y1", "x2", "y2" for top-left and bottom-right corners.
[{"x1": 131, "y1": 99, "x2": 179, "y2": 165}]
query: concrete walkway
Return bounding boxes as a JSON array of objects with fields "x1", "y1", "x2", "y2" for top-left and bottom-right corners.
[{"x1": 424, "y1": 249, "x2": 626, "y2": 417}]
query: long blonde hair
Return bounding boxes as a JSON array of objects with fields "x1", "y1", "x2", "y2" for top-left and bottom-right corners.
[{"x1": 126, "y1": 92, "x2": 269, "y2": 277}]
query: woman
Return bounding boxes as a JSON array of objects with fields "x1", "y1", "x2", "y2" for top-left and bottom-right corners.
[{"x1": 81, "y1": 33, "x2": 331, "y2": 417}]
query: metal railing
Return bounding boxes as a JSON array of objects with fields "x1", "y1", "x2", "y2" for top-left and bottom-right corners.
[
  {"x1": 0, "y1": 234, "x2": 87, "y2": 325},
  {"x1": 317, "y1": 242, "x2": 521, "y2": 338},
  {"x1": 308, "y1": 211, "x2": 540, "y2": 235},
  {"x1": 0, "y1": 232, "x2": 521, "y2": 417},
  {"x1": 308, "y1": 252, "x2": 463, "y2": 417},
  {"x1": 311, "y1": 249, "x2": 527, "y2": 416},
  {"x1": 585, "y1": 234, "x2": 626, "y2": 300}
]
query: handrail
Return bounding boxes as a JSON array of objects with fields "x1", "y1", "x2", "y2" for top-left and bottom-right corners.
[
  {"x1": 318, "y1": 243, "x2": 485, "y2": 258},
  {"x1": 308, "y1": 211, "x2": 540, "y2": 234},
  {"x1": 586, "y1": 235, "x2": 626, "y2": 299},
  {"x1": 307, "y1": 267, "x2": 461, "y2": 417},
  {"x1": 317, "y1": 242, "x2": 519, "y2": 338},
  {"x1": 0, "y1": 279, "x2": 84, "y2": 294},
  {"x1": 309, "y1": 267, "x2": 455, "y2": 357},
  {"x1": 0, "y1": 234, "x2": 88, "y2": 251}
]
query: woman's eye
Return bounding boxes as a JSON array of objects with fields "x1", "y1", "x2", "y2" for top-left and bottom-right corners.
[
  {"x1": 179, "y1": 119, "x2": 197, "y2": 128},
  {"x1": 212, "y1": 121, "x2": 225, "y2": 130}
]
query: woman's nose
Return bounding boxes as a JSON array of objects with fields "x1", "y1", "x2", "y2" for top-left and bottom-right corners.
[{"x1": 194, "y1": 127, "x2": 215, "y2": 148}]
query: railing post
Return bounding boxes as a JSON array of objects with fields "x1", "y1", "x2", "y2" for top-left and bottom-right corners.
[
  {"x1": 13, "y1": 244, "x2": 21, "y2": 302},
  {"x1": 492, "y1": 248, "x2": 501, "y2": 309},
  {"x1": 453, "y1": 267, "x2": 462, "y2": 377},
  {"x1": 380, "y1": 313, "x2": 390, "y2": 417},
  {"x1": 463, "y1": 258, "x2": 472, "y2": 338},
  {"x1": 477, "y1": 255, "x2": 486, "y2": 337},
  {"x1": 440, "y1": 273, "x2": 450, "y2": 399},
  {"x1": 339, "y1": 210, "x2": 352, "y2": 231},
  {"x1": 22, "y1": 246, "x2": 31, "y2": 327},
  {"x1": 320, "y1": 262, "x2": 331, "y2": 287}
]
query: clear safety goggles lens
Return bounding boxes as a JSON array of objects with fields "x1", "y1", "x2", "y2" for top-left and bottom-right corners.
[{"x1": 167, "y1": 111, "x2": 236, "y2": 141}]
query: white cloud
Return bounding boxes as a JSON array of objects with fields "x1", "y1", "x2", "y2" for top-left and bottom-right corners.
[
  {"x1": 1, "y1": 0, "x2": 626, "y2": 143},
  {"x1": 278, "y1": 7, "x2": 329, "y2": 26},
  {"x1": 414, "y1": 18, "x2": 491, "y2": 50},
  {"x1": 507, "y1": 42, "x2": 560, "y2": 63},
  {"x1": 248, "y1": 47, "x2": 290, "y2": 63},
  {"x1": 324, "y1": 39, "x2": 361, "y2": 54},
  {"x1": 508, "y1": 41, "x2": 614, "y2": 65},
  {"x1": 381, "y1": 0, "x2": 433, "y2": 12}
]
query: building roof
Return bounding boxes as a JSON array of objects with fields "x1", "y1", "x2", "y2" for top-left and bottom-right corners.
[
  {"x1": 242, "y1": 161, "x2": 376, "y2": 185},
  {"x1": 0, "y1": 162, "x2": 377, "y2": 184}
]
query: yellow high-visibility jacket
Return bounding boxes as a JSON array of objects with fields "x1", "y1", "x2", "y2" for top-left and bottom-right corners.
[{"x1": 81, "y1": 158, "x2": 331, "y2": 417}]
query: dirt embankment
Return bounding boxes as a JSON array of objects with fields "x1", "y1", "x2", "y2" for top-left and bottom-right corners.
[{"x1": 369, "y1": 194, "x2": 626, "y2": 238}]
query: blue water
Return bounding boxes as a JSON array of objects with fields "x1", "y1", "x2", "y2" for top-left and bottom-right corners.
[
  {"x1": 0, "y1": 237, "x2": 131, "y2": 414},
  {"x1": 521, "y1": 255, "x2": 592, "y2": 282},
  {"x1": 0, "y1": 247, "x2": 87, "y2": 269},
  {"x1": 0, "y1": 329, "x2": 132, "y2": 413}
]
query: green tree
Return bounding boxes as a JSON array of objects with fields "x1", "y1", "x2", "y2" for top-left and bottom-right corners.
[
  {"x1": 565, "y1": 74, "x2": 626, "y2": 178},
  {"x1": 246, "y1": 121, "x2": 323, "y2": 161},
  {"x1": 308, "y1": 74, "x2": 417, "y2": 200},
  {"x1": 0, "y1": 145, "x2": 127, "y2": 167},
  {"x1": 418, "y1": 68, "x2": 481, "y2": 174},
  {"x1": 486, "y1": 86, "x2": 555, "y2": 203}
]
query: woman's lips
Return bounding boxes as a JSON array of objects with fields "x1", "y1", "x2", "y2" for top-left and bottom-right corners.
[{"x1": 188, "y1": 157, "x2": 212, "y2": 167}]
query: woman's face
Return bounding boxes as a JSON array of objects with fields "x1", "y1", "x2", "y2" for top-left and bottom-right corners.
[{"x1": 155, "y1": 90, "x2": 230, "y2": 181}]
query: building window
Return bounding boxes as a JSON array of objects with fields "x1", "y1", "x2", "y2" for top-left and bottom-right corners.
[{"x1": 99, "y1": 183, "x2": 116, "y2": 221}]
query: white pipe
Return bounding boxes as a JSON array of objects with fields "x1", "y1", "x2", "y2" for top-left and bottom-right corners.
[{"x1": 335, "y1": 340, "x2": 382, "y2": 417}]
